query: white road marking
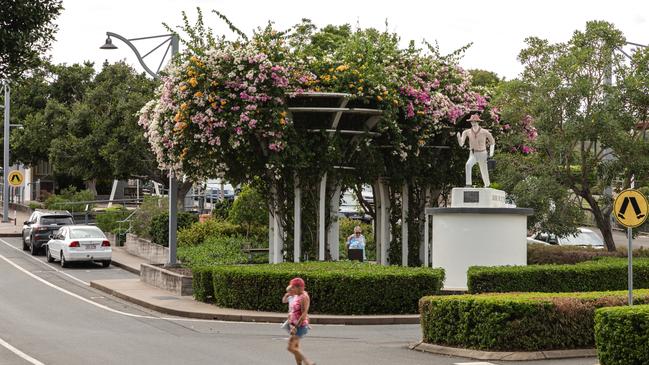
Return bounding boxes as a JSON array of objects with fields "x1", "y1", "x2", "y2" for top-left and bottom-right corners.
[
  {"x1": 453, "y1": 363, "x2": 497, "y2": 365},
  {"x1": 0, "y1": 336, "x2": 46, "y2": 365},
  {"x1": 0, "y1": 244, "x2": 296, "y2": 326},
  {"x1": 0, "y1": 238, "x2": 89, "y2": 286}
]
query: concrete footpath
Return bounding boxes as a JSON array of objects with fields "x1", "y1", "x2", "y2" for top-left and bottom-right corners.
[
  {"x1": 0, "y1": 207, "x2": 28, "y2": 236},
  {"x1": 96, "y1": 247, "x2": 419, "y2": 325}
]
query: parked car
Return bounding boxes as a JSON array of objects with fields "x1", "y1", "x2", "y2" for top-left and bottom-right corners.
[
  {"x1": 207, "y1": 186, "x2": 235, "y2": 201},
  {"x1": 45, "y1": 225, "x2": 112, "y2": 268},
  {"x1": 22, "y1": 210, "x2": 75, "y2": 256},
  {"x1": 527, "y1": 227, "x2": 605, "y2": 249}
]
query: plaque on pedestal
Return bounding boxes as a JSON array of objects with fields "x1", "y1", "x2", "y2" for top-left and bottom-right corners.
[{"x1": 451, "y1": 187, "x2": 506, "y2": 208}]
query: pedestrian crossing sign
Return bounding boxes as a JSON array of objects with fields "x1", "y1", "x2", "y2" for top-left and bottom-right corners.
[
  {"x1": 614, "y1": 189, "x2": 649, "y2": 228},
  {"x1": 7, "y1": 170, "x2": 24, "y2": 187}
]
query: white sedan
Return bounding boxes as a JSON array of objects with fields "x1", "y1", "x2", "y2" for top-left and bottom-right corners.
[
  {"x1": 45, "y1": 225, "x2": 112, "y2": 267},
  {"x1": 527, "y1": 227, "x2": 606, "y2": 249}
]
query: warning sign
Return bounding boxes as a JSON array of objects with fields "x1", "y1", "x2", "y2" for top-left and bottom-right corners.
[
  {"x1": 614, "y1": 189, "x2": 649, "y2": 228},
  {"x1": 7, "y1": 170, "x2": 23, "y2": 187}
]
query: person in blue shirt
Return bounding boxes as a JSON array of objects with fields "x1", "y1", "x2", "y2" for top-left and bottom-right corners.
[{"x1": 346, "y1": 225, "x2": 366, "y2": 260}]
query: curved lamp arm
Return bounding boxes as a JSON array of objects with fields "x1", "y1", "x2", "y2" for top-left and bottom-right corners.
[{"x1": 104, "y1": 32, "x2": 179, "y2": 79}]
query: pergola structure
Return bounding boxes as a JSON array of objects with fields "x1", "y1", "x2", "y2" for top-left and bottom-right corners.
[{"x1": 268, "y1": 92, "x2": 408, "y2": 264}]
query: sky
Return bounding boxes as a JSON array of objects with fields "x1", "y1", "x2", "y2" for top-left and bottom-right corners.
[{"x1": 49, "y1": 0, "x2": 648, "y2": 80}]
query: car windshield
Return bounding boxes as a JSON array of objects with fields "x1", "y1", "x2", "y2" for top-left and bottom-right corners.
[
  {"x1": 69, "y1": 227, "x2": 106, "y2": 239},
  {"x1": 560, "y1": 231, "x2": 604, "y2": 246},
  {"x1": 40, "y1": 216, "x2": 73, "y2": 225}
]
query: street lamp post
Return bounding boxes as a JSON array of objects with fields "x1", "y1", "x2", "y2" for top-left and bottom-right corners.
[
  {"x1": 100, "y1": 31, "x2": 181, "y2": 266},
  {"x1": 2, "y1": 80, "x2": 9, "y2": 223}
]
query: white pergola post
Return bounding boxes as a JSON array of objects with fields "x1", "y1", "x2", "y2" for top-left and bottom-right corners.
[
  {"x1": 401, "y1": 183, "x2": 409, "y2": 267},
  {"x1": 293, "y1": 175, "x2": 301, "y2": 263},
  {"x1": 424, "y1": 212, "x2": 430, "y2": 267},
  {"x1": 318, "y1": 173, "x2": 327, "y2": 261},
  {"x1": 378, "y1": 180, "x2": 390, "y2": 266},
  {"x1": 327, "y1": 184, "x2": 341, "y2": 261},
  {"x1": 268, "y1": 212, "x2": 275, "y2": 264},
  {"x1": 373, "y1": 182, "x2": 382, "y2": 264},
  {"x1": 273, "y1": 210, "x2": 283, "y2": 263}
]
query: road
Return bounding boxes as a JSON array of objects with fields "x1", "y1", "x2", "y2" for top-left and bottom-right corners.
[{"x1": 0, "y1": 237, "x2": 598, "y2": 365}]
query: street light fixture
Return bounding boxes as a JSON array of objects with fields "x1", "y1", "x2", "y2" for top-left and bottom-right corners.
[{"x1": 100, "y1": 31, "x2": 181, "y2": 267}]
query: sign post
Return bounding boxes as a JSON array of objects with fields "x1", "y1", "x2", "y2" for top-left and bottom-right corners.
[{"x1": 613, "y1": 188, "x2": 649, "y2": 306}]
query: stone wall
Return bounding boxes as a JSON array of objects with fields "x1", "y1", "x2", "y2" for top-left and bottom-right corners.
[
  {"x1": 125, "y1": 233, "x2": 168, "y2": 265},
  {"x1": 140, "y1": 263, "x2": 193, "y2": 296}
]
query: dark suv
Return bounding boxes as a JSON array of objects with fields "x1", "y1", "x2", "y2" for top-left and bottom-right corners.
[{"x1": 22, "y1": 210, "x2": 75, "y2": 255}]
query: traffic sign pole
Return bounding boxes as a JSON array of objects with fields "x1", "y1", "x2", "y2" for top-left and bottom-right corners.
[{"x1": 628, "y1": 226, "x2": 633, "y2": 305}]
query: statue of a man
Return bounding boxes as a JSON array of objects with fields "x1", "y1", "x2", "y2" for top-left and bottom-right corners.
[{"x1": 457, "y1": 114, "x2": 495, "y2": 187}]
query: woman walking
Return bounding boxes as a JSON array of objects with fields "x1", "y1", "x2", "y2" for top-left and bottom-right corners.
[{"x1": 286, "y1": 277, "x2": 314, "y2": 365}]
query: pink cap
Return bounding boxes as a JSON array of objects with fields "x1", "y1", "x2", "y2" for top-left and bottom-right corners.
[{"x1": 289, "y1": 277, "x2": 305, "y2": 288}]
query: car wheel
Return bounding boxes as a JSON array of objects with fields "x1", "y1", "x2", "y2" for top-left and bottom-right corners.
[
  {"x1": 30, "y1": 237, "x2": 39, "y2": 256},
  {"x1": 60, "y1": 252, "x2": 69, "y2": 268},
  {"x1": 46, "y1": 246, "x2": 54, "y2": 263},
  {"x1": 101, "y1": 260, "x2": 111, "y2": 268}
]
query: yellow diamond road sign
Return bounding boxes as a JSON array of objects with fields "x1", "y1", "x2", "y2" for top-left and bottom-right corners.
[
  {"x1": 7, "y1": 170, "x2": 24, "y2": 187},
  {"x1": 614, "y1": 189, "x2": 649, "y2": 228}
]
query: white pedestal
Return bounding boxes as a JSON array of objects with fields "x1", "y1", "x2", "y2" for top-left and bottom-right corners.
[
  {"x1": 428, "y1": 206, "x2": 532, "y2": 290},
  {"x1": 451, "y1": 187, "x2": 506, "y2": 208}
]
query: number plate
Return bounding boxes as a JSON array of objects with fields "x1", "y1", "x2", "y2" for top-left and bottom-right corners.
[{"x1": 85, "y1": 245, "x2": 96, "y2": 250}]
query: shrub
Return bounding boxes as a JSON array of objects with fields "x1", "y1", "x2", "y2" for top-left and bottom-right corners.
[
  {"x1": 96, "y1": 206, "x2": 131, "y2": 233},
  {"x1": 211, "y1": 199, "x2": 233, "y2": 220},
  {"x1": 228, "y1": 185, "x2": 268, "y2": 237},
  {"x1": 467, "y1": 258, "x2": 649, "y2": 293},
  {"x1": 528, "y1": 243, "x2": 649, "y2": 265},
  {"x1": 178, "y1": 218, "x2": 267, "y2": 248},
  {"x1": 208, "y1": 262, "x2": 444, "y2": 315},
  {"x1": 178, "y1": 235, "x2": 249, "y2": 267},
  {"x1": 149, "y1": 211, "x2": 198, "y2": 246},
  {"x1": 44, "y1": 187, "x2": 94, "y2": 212},
  {"x1": 420, "y1": 290, "x2": 649, "y2": 352},
  {"x1": 191, "y1": 266, "x2": 214, "y2": 302},
  {"x1": 595, "y1": 305, "x2": 649, "y2": 365},
  {"x1": 338, "y1": 217, "x2": 375, "y2": 261},
  {"x1": 130, "y1": 196, "x2": 168, "y2": 239}
]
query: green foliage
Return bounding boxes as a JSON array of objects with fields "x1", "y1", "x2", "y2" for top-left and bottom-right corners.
[
  {"x1": 206, "y1": 262, "x2": 444, "y2": 315},
  {"x1": 467, "y1": 258, "x2": 649, "y2": 293},
  {"x1": 178, "y1": 218, "x2": 267, "y2": 248},
  {"x1": 210, "y1": 198, "x2": 233, "y2": 220},
  {"x1": 420, "y1": 290, "x2": 649, "y2": 351},
  {"x1": 149, "y1": 212, "x2": 198, "y2": 247},
  {"x1": 338, "y1": 217, "x2": 375, "y2": 260},
  {"x1": 191, "y1": 267, "x2": 214, "y2": 302},
  {"x1": 527, "y1": 243, "x2": 649, "y2": 265},
  {"x1": 131, "y1": 196, "x2": 168, "y2": 239},
  {"x1": 178, "y1": 235, "x2": 248, "y2": 267},
  {"x1": 595, "y1": 305, "x2": 649, "y2": 365},
  {"x1": 95, "y1": 206, "x2": 131, "y2": 234},
  {"x1": 0, "y1": 0, "x2": 63, "y2": 80},
  {"x1": 227, "y1": 185, "x2": 268, "y2": 236},
  {"x1": 43, "y1": 187, "x2": 94, "y2": 212},
  {"x1": 468, "y1": 69, "x2": 501, "y2": 88},
  {"x1": 48, "y1": 62, "x2": 157, "y2": 186}
]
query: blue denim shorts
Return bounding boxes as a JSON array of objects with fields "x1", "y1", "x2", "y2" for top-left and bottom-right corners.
[{"x1": 286, "y1": 325, "x2": 309, "y2": 338}]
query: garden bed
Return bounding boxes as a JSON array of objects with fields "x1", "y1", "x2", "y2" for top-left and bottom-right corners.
[
  {"x1": 419, "y1": 290, "x2": 649, "y2": 352},
  {"x1": 467, "y1": 258, "x2": 649, "y2": 293},
  {"x1": 194, "y1": 262, "x2": 444, "y2": 315}
]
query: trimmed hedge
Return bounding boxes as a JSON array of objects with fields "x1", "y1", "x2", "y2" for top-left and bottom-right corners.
[
  {"x1": 191, "y1": 267, "x2": 214, "y2": 302},
  {"x1": 528, "y1": 243, "x2": 649, "y2": 265},
  {"x1": 595, "y1": 305, "x2": 649, "y2": 365},
  {"x1": 468, "y1": 258, "x2": 649, "y2": 293},
  {"x1": 201, "y1": 262, "x2": 444, "y2": 315},
  {"x1": 420, "y1": 290, "x2": 649, "y2": 352}
]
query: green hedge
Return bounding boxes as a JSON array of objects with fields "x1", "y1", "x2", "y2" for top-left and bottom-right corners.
[
  {"x1": 191, "y1": 267, "x2": 214, "y2": 302},
  {"x1": 528, "y1": 243, "x2": 649, "y2": 265},
  {"x1": 178, "y1": 218, "x2": 267, "y2": 248},
  {"x1": 595, "y1": 305, "x2": 649, "y2": 365},
  {"x1": 468, "y1": 258, "x2": 649, "y2": 293},
  {"x1": 178, "y1": 236, "x2": 248, "y2": 267},
  {"x1": 202, "y1": 262, "x2": 443, "y2": 315},
  {"x1": 420, "y1": 290, "x2": 649, "y2": 351}
]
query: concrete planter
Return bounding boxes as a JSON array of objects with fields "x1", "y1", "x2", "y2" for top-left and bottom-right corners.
[
  {"x1": 140, "y1": 263, "x2": 193, "y2": 296},
  {"x1": 125, "y1": 233, "x2": 168, "y2": 265}
]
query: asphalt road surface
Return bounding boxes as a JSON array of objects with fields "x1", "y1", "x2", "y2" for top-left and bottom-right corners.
[{"x1": 0, "y1": 237, "x2": 599, "y2": 365}]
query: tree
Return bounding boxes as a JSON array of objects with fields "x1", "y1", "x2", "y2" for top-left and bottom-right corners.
[
  {"x1": 0, "y1": 0, "x2": 63, "y2": 80},
  {"x1": 469, "y1": 69, "x2": 501, "y2": 88},
  {"x1": 49, "y1": 62, "x2": 157, "y2": 194},
  {"x1": 228, "y1": 185, "x2": 268, "y2": 237},
  {"x1": 494, "y1": 21, "x2": 649, "y2": 251}
]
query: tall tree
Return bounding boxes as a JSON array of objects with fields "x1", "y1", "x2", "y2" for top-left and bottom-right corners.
[
  {"x1": 495, "y1": 21, "x2": 649, "y2": 251},
  {"x1": 49, "y1": 62, "x2": 157, "y2": 194},
  {"x1": 0, "y1": 0, "x2": 63, "y2": 80}
]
